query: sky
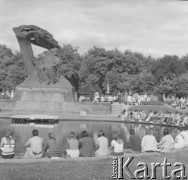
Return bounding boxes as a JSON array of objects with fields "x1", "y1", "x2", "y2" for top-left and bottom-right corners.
[{"x1": 0, "y1": 0, "x2": 188, "y2": 57}]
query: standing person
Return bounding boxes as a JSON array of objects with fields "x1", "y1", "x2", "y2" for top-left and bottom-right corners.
[
  {"x1": 141, "y1": 128, "x2": 158, "y2": 152},
  {"x1": 24, "y1": 129, "x2": 44, "y2": 158},
  {"x1": 95, "y1": 130, "x2": 109, "y2": 157},
  {"x1": 66, "y1": 132, "x2": 79, "y2": 158},
  {"x1": 127, "y1": 129, "x2": 141, "y2": 152},
  {"x1": 79, "y1": 131, "x2": 95, "y2": 157},
  {"x1": 110, "y1": 132, "x2": 124, "y2": 156},
  {"x1": 157, "y1": 129, "x2": 174, "y2": 152},
  {"x1": 0, "y1": 130, "x2": 15, "y2": 159},
  {"x1": 45, "y1": 133, "x2": 61, "y2": 158}
]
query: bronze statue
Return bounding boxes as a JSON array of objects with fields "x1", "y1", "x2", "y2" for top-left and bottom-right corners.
[{"x1": 13, "y1": 25, "x2": 61, "y2": 85}]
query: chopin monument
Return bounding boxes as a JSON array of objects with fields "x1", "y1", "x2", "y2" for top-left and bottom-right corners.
[{"x1": 12, "y1": 25, "x2": 80, "y2": 114}]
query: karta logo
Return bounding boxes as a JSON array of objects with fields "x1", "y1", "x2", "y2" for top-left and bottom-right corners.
[{"x1": 111, "y1": 157, "x2": 187, "y2": 179}]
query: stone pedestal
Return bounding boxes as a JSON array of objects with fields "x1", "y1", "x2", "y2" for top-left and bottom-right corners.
[{"x1": 12, "y1": 76, "x2": 81, "y2": 115}]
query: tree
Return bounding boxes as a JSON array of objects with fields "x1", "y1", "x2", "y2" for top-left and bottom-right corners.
[
  {"x1": 151, "y1": 55, "x2": 186, "y2": 82},
  {"x1": 79, "y1": 47, "x2": 150, "y2": 93}
]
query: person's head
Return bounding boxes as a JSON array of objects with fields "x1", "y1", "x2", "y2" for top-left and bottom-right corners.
[
  {"x1": 81, "y1": 130, "x2": 89, "y2": 138},
  {"x1": 32, "y1": 129, "x2": 39, "y2": 136},
  {"x1": 69, "y1": 132, "x2": 76, "y2": 139},
  {"x1": 5, "y1": 129, "x2": 13, "y2": 138},
  {"x1": 113, "y1": 132, "x2": 120, "y2": 141},
  {"x1": 163, "y1": 129, "x2": 169, "y2": 136},
  {"x1": 153, "y1": 111, "x2": 157, "y2": 115},
  {"x1": 129, "y1": 129, "x2": 135, "y2": 135},
  {"x1": 146, "y1": 128, "x2": 152, "y2": 135},
  {"x1": 98, "y1": 130, "x2": 105, "y2": 137},
  {"x1": 49, "y1": 133, "x2": 56, "y2": 140}
]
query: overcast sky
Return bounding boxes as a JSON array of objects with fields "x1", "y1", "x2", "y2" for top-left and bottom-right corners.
[{"x1": 0, "y1": 0, "x2": 188, "y2": 57}]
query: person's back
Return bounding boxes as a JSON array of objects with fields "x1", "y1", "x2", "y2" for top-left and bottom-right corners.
[
  {"x1": 68, "y1": 138, "x2": 79, "y2": 150},
  {"x1": 25, "y1": 129, "x2": 44, "y2": 158},
  {"x1": 180, "y1": 129, "x2": 188, "y2": 146},
  {"x1": 45, "y1": 133, "x2": 61, "y2": 158},
  {"x1": 111, "y1": 132, "x2": 124, "y2": 156},
  {"x1": 129, "y1": 134, "x2": 141, "y2": 152},
  {"x1": 141, "y1": 129, "x2": 157, "y2": 152},
  {"x1": 95, "y1": 131, "x2": 108, "y2": 157},
  {"x1": 0, "y1": 130, "x2": 15, "y2": 159},
  {"x1": 66, "y1": 132, "x2": 79, "y2": 158},
  {"x1": 79, "y1": 136, "x2": 94, "y2": 157},
  {"x1": 174, "y1": 132, "x2": 185, "y2": 149},
  {"x1": 158, "y1": 134, "x2": 174, "y2": 151},
  {"x1": 27, "y1": 136, "x2": 43, "y2": 154}
]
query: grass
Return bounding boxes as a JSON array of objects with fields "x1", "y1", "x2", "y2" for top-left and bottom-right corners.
[{"x1": 0, "y1": 150, "x2": 188, "y2": 180}]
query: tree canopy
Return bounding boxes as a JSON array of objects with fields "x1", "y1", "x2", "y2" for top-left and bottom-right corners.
[{"x1": 0, "y1": 44, "x2": 187, "y2": 97}]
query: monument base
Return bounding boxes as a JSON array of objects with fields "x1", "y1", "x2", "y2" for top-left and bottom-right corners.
[{"x1": 11, "y1": 76, "x2": 81, "y2": 115}]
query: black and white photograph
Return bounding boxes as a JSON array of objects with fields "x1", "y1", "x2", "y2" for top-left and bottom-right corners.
[{"x1": 0, "y1": 0, "x2": 188, "y2": 179}]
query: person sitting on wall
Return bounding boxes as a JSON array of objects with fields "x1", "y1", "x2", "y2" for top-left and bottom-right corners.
[
  {"x1": 66, "y1": 132, "x2": 79, "y2": 158},
  {"x1": 157, "y1": 129, "x2": 174, "y2": 152},
  {"x1": 95, "y1": 130, "x2": 109, "y2": 157},
  {"x1": 141, "y1": 128, "x2": 158, "y2": 152},
  {"x1": 79, "y1": 130, "x2": 95, "y2": 157},
  {"x1": 24, "y1": 129, "x2": 45, "y2": 158},
  {"x1": 44, "y1": 133, "x2": 61, "y2": 158},
  {"x1": 0, "y1": 129, "x2": 15, "y2": 159},
  {"x1": 145, "y1": 110, "x2": 153, "y2": 122},
  {"x1": 179, "y1": 126, "x2": 188, "y2": 147},
  {"x1": 110, "y1": 132, "x2": 124, "y2": 156},
  {"x1": 127, "y1": 129, "x2": 141, "y2": 153},
  {"x1": 174, "y1": 127, "x2": 185, "y2": 150}
]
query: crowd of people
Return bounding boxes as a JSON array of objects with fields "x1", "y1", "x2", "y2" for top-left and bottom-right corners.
[
  {"x1": 1, "y1": 127, "x2": 188, "y2": 159},
  {"x1": 118, "y1": 109, "x2": 188, "y2": 126},
  {"x1": 79, "y1": 91, "x2": 159, "y2": 105},
  {"x1": 0, "y1": 90, "x2": 14, "y2": 99},
  {"x1": 163, "y1": 94, "x2": 188, "y2": 110}
]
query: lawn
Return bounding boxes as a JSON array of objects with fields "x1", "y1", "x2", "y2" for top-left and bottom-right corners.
[{"x1": 0, "y1": 150, "x2": 188, "y2": 180}]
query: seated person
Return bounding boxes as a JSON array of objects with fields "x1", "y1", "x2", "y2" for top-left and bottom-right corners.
[
  {"x1": 149, "y1": 111, "x2": 159, "y2": 123},
  {"x1": 79, "y1": 131, "x2": 95, "y2": 157},
  {"x1": 141, "y1": 128, "x2": 157, "y2": 152},
  {"x1": 145, "y1": 111, "x2": 154, "y2": 122},
  {"x1": 180, "y1": 127, "x2": 188, "y2": 147},
  {"x1": 110, "y1": 132, "x2": 124, "y2": 156},
  {"x1": 139, "y1": 110, "x2": 147, "y2": 121},
  {"x1": 127, "y1": 112, "x2": 134, "y2": 121},
  {"x1": 117, "y1": 109, "x2": 126, "y2": 118},
  {"x1": 182, "y1": 114, "x2": 188, "y2": 126},
  {"x1": 127, "y1": 129, "x2": 141, "y2": 152},
  {"x1": 44, "y1": 133, "x2": 61, "y2": 158},
  {"x1": 95, "y1": 130, "x2": 109, "y2": 157},
  {"x1": 24, "y1": 129, "x2": 44, "y2": 158},
  {"x1": 66, "y1": 132, "x2": 79, "y2": 158},
  {"x1": 174, "y1": 128, "x2": 185, "y2": 150},
  {"x1": 157, "y1": 129, "x2": 174, "y2": 152},
  {"x1": 0, "y1": 130, "x2": 15, "y2": 159}
]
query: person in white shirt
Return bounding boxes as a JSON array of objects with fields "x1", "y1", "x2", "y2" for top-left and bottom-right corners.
[
  {"x1": 110, "y1": 132, "x2": 124, "y2": 156},
  {"x1": 95, "y1": 130, "x2": 109, "y2": 157},
  {"x1": 182, "y1": 114, "x2": 188, "y2": 126},
  {"x1": 25, "y1": 129, "x2": 44, "y2": 158},
  {"x1": 0, "y1": 130, "x2": 15, "y2": 159},
  {"x1": 141, "y1": 128, "x2": 157, "y2": 152},
  {"x1": 174, "y1": 128, "x2": 185, "y2": 149},
  {"x1": 157, "y1": 129, "x2": 174, "y2": 152},
  {"x1": 180, "y1": 127, "x2": 188, "y2": 147}
]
